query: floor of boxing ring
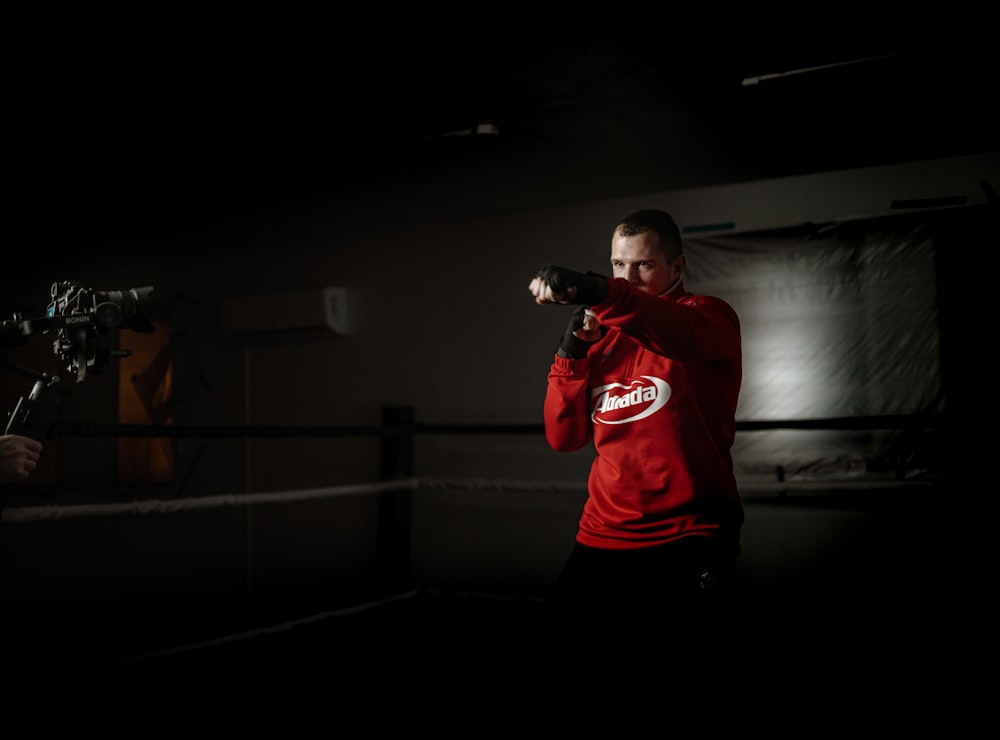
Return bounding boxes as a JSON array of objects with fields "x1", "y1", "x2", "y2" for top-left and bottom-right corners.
[{"x1": 0, "y1": 473, "x2": 982, "y2": 725}]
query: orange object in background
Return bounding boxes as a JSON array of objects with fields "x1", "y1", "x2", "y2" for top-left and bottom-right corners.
[{"x1": 117, "y1": 322, "x2": 174, "y2": 483}]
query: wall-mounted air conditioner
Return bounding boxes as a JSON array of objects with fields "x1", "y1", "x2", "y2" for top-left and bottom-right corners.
[{"x1": 220, "y1": 287, "x2": 347, "y2": 339}]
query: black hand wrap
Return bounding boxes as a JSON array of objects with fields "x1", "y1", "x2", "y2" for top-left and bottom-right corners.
[
  {"x1": 557, "y1": 306, "x2": 598, "y2": 359},
  {"x1": 535, "y1": 265, "x2": 609, "y2": 306}
]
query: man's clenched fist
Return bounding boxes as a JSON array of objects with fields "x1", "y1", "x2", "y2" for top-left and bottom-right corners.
[{"x1": 529, "y1": 266, "x2": 608, "y2": 306}]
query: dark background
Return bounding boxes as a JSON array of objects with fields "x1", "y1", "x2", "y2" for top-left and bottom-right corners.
[
  {"x1": 1, "y1": 19, "x2": 994, "y2": 717},
  {"x1": 9, "y1": 19, "x2": 996, "y2": 254}
]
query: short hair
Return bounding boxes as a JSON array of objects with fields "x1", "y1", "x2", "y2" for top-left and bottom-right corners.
[{"x1": 615, "y1": 209, "x2": 683, "y2": 258}]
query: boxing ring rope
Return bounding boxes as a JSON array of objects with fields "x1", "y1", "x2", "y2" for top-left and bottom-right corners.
[
  {"x1": 87, "y1": 586, "x2": 426, "y2": 671},
  {"x1": 1, "y1": 470, "x2": 944, "y2": 678},
  {"x1": 2, "y1": 401, "x2": 946, "y2": 525},
  {"x1": 0, "y1": 477, "x2": 588, "y2": 524},
  {"x1": 1, "y1": 479, "x2": 419, "y2": 523},
  {"x1": 0, "y1": 410, "x2": 948, "y2": 677}
]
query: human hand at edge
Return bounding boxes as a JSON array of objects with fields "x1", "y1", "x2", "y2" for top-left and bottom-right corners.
[{"x1": 0, "y1": 434, "x2": 43, "y2": 484}]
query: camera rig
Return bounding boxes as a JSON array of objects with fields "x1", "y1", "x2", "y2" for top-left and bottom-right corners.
[{"x1": 2, "y1": 281, "x2": 155, "y2": 440}]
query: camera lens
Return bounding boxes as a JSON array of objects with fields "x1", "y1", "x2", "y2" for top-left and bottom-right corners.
[{"x1": 99, "y1": 287, "x2": 155, "y2": 332}]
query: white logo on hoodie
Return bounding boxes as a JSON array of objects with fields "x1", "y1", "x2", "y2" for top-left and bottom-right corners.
[{"x1": 591, "y1": 376, "x2": 670, "y2": 425}]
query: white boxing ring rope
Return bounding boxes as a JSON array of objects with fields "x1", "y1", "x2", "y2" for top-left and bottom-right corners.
[
  {"x1": 0, "y1": 475, "x2": 926, "y2": 525},
  {"x1": 0, "y1": 476, "x2": 587, "y2": 524},
  {"x1": 0, "y1": 478, "x2": 417, "y2": 523},
  {"x1": 1, "y1": 476, "x2": 582, "y2": 673}
]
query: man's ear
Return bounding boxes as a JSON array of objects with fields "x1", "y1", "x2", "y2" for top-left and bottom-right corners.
[{"x1": 673, "y1": 255, "x2": 686, "y2": 280}]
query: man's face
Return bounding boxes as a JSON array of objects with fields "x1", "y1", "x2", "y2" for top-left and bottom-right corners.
[{"x1": 610, "y1": 229, "x2": 681, "y2": 296}]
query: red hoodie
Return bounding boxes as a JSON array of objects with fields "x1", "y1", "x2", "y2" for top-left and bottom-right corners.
[{"x1": 544, "y1": 277, "x2": 744, "y2": 550}]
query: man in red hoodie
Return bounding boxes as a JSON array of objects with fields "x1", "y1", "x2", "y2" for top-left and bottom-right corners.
[{"x1": 529, "y1": 208, "x2": 743, "y2": 628}]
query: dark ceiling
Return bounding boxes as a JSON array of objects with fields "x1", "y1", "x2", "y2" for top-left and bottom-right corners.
[{"x1": 9, "y1": 23, "x2": 997, "y2": 246}]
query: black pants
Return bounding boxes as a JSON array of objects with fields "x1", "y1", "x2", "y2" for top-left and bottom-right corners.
[{"x1": 551, "y1": 536, "x2": 740, "y2": 632}]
